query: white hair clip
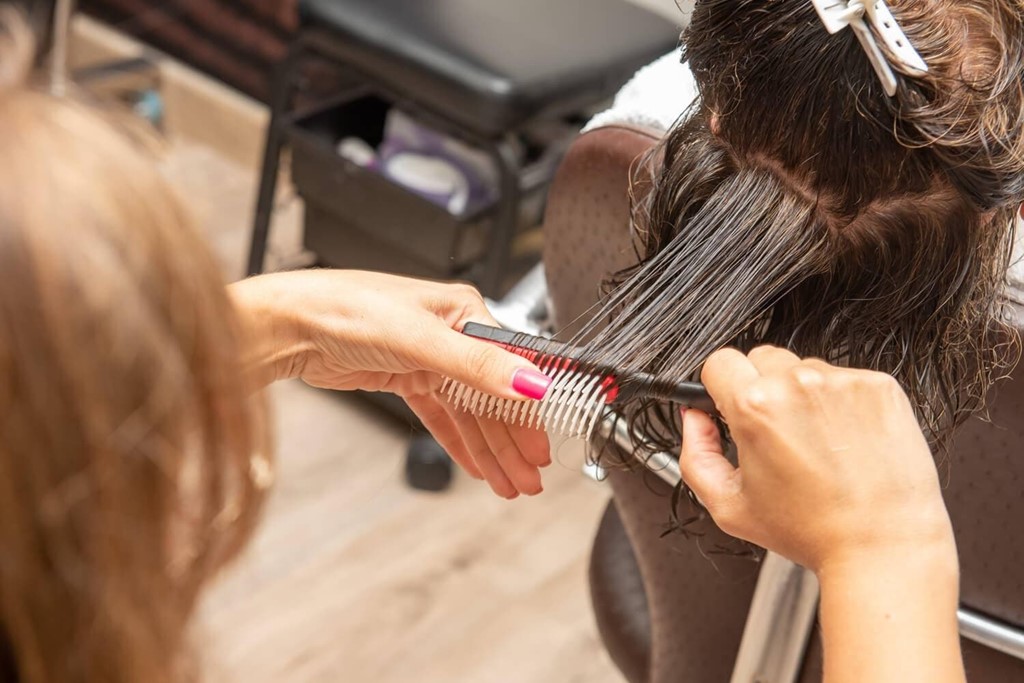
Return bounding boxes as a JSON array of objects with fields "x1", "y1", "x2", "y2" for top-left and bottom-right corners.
[{"x1": 812, "y1": 0, "x2": 929, "y2": 96}]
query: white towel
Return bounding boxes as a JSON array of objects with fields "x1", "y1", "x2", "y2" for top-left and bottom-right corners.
[
  {"x1": 584, "y1": 55, "x2": 1024, "y2": 311},
  {"x1": 583, "y1": 51, "x2": 697, "y2": 134}
]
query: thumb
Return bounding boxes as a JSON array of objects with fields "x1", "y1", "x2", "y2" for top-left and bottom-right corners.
[
  {"x1": 425, "y1": 324, "x2": 551, "y2": 401},
  {"x1": 678, "y1": 408, "x2": 739, "y2": 511}
]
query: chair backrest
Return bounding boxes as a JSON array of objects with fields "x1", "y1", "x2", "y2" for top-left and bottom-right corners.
[
  {"x1": 940, "y1": 356, "x2": 1024, "y2": 678},
  {"x1": 543, "y1": 125, "x2": 1024, "y2": 682}
]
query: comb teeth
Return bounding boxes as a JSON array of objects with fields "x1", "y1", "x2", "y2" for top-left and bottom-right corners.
[{"x1": 441, "y1": 364, "x2": 613, "y2": 440}]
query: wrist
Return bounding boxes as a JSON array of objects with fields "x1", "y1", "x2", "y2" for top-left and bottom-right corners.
[
  {"x1": 816, "y1": 499, "x2": 957, "y2": 571},
  {"x1": 228, "y1": 275, "x2": 316, "y2": 385},
  {"x1": 817, "y1": 529, "x2": 960, "y2": 598},
  {"x1": 815, "y1": 526, "x2": 964, "y2": 683}
]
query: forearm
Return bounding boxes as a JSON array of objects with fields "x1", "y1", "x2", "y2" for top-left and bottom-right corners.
[
  {"x1": 227, "y1": 275, "x2": 313, "y2": 387},
  {"x1": 817, "y1": 542, "x2": 963, "y2": 683}
]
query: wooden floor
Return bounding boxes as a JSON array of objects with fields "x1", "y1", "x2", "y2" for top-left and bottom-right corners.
[{"x1": 197, "y1": 383, "x2": 617, "y2": 683}]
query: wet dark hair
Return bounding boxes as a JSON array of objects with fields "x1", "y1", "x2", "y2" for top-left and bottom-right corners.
[{"x1": 571, "y1": 0, "x2": 1024, "y2": 464}]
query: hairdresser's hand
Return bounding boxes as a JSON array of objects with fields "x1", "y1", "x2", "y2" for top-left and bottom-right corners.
[
  {"x1": 682, "y1": 349, "x2": 965, "y2": 682},
  {"x1": 678, "y1": 346, "x2": 956, "y2": 574},
  {"x1": 229, "y1": 270, "x2": 551, "y2": 498}
]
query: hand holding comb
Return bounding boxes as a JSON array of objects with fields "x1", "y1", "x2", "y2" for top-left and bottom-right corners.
[{"x1": 442, "y1": 323, "x2": 718, "y2": 441}]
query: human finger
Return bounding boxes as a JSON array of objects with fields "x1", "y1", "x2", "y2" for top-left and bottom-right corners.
[
  {"x1": 476, "y1": 416, "x2": 544, "y2": 496},
  {"x1": 746, "y1": 345, "x2": 802, "y2": 377},
  {"x1": 409, "y1": 321, "x2": 552, "y2": 403},
  {"x1": 700, "y1": 348, "x2": 761, "y2": 414},
  {"x1": 678, "y1": 408, "x2": 739, "y2": 512},
  {"x1": 439, "y1": 399, "x2": 519, "y2": 499},
  {"x1": 404, "y1": 394, "x2": 482, "y2": 480},
  {"x1": 507, "y1": 419, "x2": 551, "y2": 468}
]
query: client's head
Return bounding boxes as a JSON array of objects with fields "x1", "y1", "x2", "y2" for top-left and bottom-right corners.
[
  {"x1": 576, "y1": 0, "x2": 1024, "y2": 456},
  {"x1": 0, "y1": 12, "x2": 268, "y2": 683}
]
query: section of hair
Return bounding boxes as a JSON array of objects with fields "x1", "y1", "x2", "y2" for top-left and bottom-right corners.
[
  {"x1": 574, "y1": 115, "x2": 829, "y2": 380},
  {"x1": 895, "y1": 0, "x2": 1024, "y2": 209},
  {"x1": 0, "y1": 10, "x2": 269, "y2": 683},
  {"x1": 570, "y1": 0, "x2": 1023, "y2": 470}
]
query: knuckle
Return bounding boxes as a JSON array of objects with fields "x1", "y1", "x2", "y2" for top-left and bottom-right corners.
[
  {"x1": 432, "y1": 282, "x2": 487, "y2": 320},
  {"x1": 450, "y1": 282, "x2": 484, "y2": 303},
  {"x1": 412, "y1": 394, "x2": 445, "y2": 418},
  {"x1": 494, "y1": 442, "x2": 522, "y2": 464},
  {"x1": 747, "y1": 345, "x2": 779, "y2": 362},
  {"x1": 802, "y1": 357, "x2": 833, "y2": 373},
  {"x1": 828, "y1": 372, "x2": 859, "y2": 399},
  {"x1": 867, "y1": 370, "x2": 901, "y2": 391},
  {"x1": 790, "y1": 366, "x2": 826, "y2": 393},
  {"x1": 466, "y1": 345, "x2": 498, "y2": 379},
  {"x1": 733, "y1": 383, "x2": 773, "y2": 417},
  {"x1": 702, "y1": 347, "x2": 742, "y2": 378},
  {"x1": 863, "y1": 370, "x2": 907, "y2": 401}
]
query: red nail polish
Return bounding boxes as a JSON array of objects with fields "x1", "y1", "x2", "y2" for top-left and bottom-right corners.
[{"x1": 512, "y1": 368, "x2": 552, "y2": 400}]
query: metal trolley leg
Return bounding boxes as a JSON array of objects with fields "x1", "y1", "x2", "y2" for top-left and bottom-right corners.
[{"x1": 247, "y1": 43, "x2": 301, "y2": 277}]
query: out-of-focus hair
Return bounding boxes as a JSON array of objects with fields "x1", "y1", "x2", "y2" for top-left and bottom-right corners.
[
  {"x1": 572, "y1": 0, "x2": 1023, "y2": 464},
  {"x1": 0, "y1": 8, "x2": 269, "y2": 683}
]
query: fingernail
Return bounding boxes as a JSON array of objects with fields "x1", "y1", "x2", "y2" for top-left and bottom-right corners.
[{"x1": 512, "y1": 368, "x2": 552, "y2": 400}]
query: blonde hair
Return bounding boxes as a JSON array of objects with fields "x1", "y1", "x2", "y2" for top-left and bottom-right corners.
[{"x1": 0, "y1": 10, "x2": 269, "y2": 682}]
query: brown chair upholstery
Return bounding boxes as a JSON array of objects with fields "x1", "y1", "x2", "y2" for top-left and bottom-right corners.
[
  {"x1": 543, "y1": 125, "x2": 1024, "y2": 682},
  {"x1": 544, "y1": 124, "x2": 657, "y2": 340}
]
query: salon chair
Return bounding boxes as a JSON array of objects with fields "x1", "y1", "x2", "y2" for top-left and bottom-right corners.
[
  {"x1": 246, "y1": 0, "x2": 681, "y2": 296},
  {"x1": 541, "y1": 124, "x2": 1024, "y2": 682}
]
